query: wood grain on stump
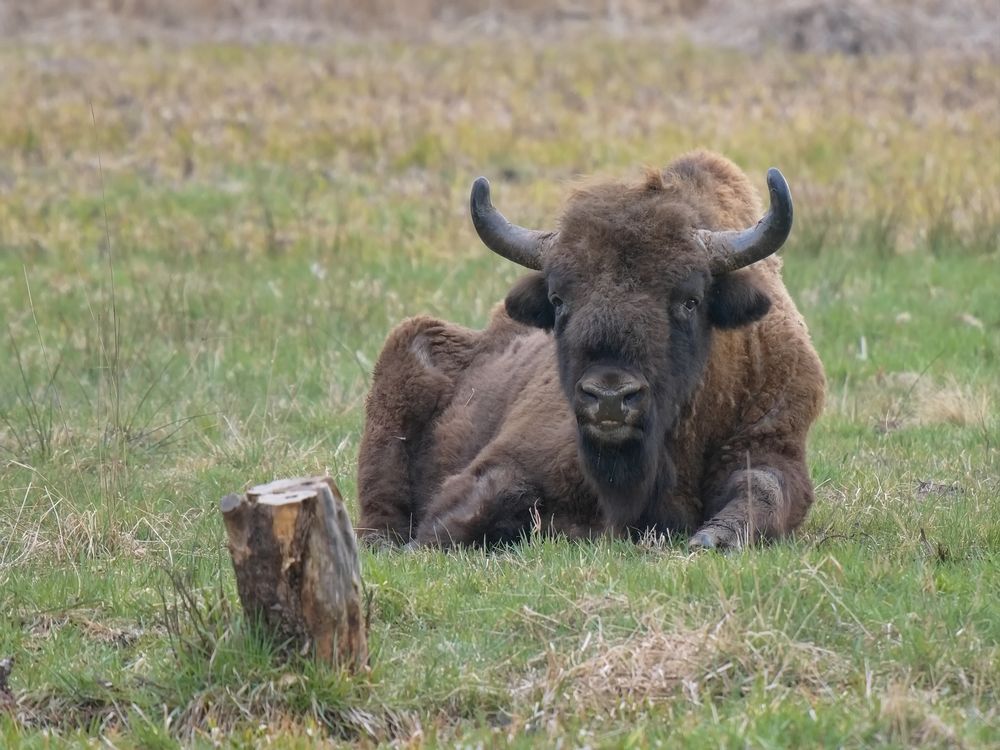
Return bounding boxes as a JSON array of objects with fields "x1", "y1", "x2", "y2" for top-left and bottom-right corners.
[{"x1": 220, "y1": 477, "x2": 367, "y2": 671}]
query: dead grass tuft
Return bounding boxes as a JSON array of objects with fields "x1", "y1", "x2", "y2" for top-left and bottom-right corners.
[
  {"x1": 24, "y1": 612, "x2": 147, "y2": 649},
  {"x1": 561, "y1": 624, "x2": 710, "y2": 708},
  {"x1": 853, "y1": 373, "x2": 994, "y2": 432},
  {"x1": 511, "y1": 605, "x2": 715, "y2": 715},
  {"x1": 914, "y1": 381, "x2": 992, "y2": 428},
  {"x1": 880, "y1": 683, "x2": 963, "y2": 748},
  {"x1": 0, "y1": 479, "x2": 192, "y2": 569},
  {"x1": 167, "y1": 671, "x2": 422, "y2": 744},
  {"x1": 515, "y1": 606, "x2": 850, "y2": 719},
  {"x1": 15, "y1": 690, "x2": 129, "y2": 734}
]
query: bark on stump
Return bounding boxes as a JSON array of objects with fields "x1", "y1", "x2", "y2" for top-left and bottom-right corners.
[{"x1": 220, "y1": 477, "x2": 367, "y2": 671}]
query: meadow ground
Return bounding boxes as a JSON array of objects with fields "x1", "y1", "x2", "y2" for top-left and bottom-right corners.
[{"x1": 0, "y1": 7, "x2": 998, "y2": 748}]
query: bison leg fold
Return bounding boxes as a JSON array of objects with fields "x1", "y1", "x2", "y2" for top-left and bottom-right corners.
[
  {"x1": 691, "y1": 454, "x2": 813, "y2": 550},
  {"x1": 415, "y1": 463, "x2": 541, "y2": 548},
  {"x1": 357, "y1": 317, "x2": 476, "y2": 545}
]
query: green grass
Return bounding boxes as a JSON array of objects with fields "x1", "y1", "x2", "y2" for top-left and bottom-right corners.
[{"x1": 0, "y1": 31, "x2": 998, "y2": 748}]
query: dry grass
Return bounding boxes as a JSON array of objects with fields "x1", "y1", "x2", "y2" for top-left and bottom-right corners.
[
  {"x1": 515, "y1": 617, "x2": 713, "y2": 713},
  {"x1": 514, "y1": 596, "x2": 854, "y2": 728},
  {"x1": 914, "y1": 380, "x2": 992, "y2": 428},
  {"x1": 839, "y1": 372, "x2": 996, "y2": 431},
  {"x1": 0, "y1": 490, "x2": 188, "y2": 567},
  {"x1": 880, "y1": 682, "x2": 965, "y2": 749}
]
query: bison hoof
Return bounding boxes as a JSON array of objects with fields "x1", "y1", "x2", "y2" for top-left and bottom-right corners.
[
  {"x1": 688, "y1": 530, "x2": 719, "y2": 550},
  {"x1": 688, "y1": 526, "x2": 740, "y2": 551},
  {"x1": 359, "y1": 530, "x2": 404, "y2": 551}
]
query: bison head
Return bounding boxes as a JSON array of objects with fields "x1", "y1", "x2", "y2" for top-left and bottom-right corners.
[{"x1": 470, "y1": 155, "x2": 793, "y2": 528}]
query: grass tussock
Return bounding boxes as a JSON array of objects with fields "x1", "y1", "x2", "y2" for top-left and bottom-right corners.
[
  {"x1": 914, "y1": 380, "x2": 992, "y2": 428},
  {"x1": 515, "y1": 610, "x2": 714, "y2": 713},
  {"x1": 517, "y1": 600, "x2": 853, "y2": 721}
]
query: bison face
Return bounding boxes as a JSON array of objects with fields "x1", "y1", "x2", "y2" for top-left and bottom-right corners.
[
  {"x1": 503, "y1": 253, "x2": 770, "y2": 525},
  {"x1": 470, "y1": 157, "x2": 792, "y2": 526}
]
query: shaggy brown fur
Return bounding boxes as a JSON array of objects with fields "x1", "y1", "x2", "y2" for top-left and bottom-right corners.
[{"x1": 357, "y1": 151, "x2": 825, "y2": 549}]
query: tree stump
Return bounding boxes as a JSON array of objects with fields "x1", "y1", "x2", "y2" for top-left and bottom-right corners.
[{"x1": 219, "y1": 477, "x2": 367, "y2": 671}]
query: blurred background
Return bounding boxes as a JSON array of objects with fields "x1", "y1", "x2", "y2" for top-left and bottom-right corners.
[
  {"x1": 1, "y1": 1, "x2": 997, "y2": 515},
  {"x1": 3, "y1": 0, "x2": 999, "y2": 53},
  {"x1": 1, "y1": 0, "x2": 997, "y2": 554}
]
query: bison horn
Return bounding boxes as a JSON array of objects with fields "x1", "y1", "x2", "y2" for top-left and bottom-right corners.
[
  {"x1": 470, "y1": 177, "x2": 553, "y2": 271},
  {"x1": 697, "y1": 168, "x2": 794, "y2": 275}
]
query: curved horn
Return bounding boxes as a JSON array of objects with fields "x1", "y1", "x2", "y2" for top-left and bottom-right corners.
[
  {"x1": 470, "y1": 177, "x2": 553, "y2": 271},
  {"x1": 697, "y1": 168, "x2": 794, "y2": 275}
]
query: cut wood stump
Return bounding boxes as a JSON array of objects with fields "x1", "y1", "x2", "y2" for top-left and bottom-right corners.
[{"x1": 220, "y1": 476, "x2": 367, "y2": 671}]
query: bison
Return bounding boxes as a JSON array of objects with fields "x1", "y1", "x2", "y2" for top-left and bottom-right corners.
[{"x1": 357, "y1": 151, "x2": 825, "y2": 549}]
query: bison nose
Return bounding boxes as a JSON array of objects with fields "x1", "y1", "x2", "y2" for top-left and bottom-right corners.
[{"x1": 577, "y1": 375, "x2": 649, "y2": 423}]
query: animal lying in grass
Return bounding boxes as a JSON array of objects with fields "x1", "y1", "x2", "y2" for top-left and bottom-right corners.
[{"x1": 357, "y1": 151, "x2": 825, "y2": 549}]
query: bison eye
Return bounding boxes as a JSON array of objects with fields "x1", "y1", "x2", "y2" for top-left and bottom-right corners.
[{"x1": 684, "y1": 297, "x2": 699, "y2": 311}]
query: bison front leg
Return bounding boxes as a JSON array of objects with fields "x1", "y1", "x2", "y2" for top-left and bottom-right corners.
[
  {"x1": 415, "y1": 463, "x2": 542, "y2": 548},
  {"x1": 690, "y1": 453, "x2": 814, "y2": 550}
]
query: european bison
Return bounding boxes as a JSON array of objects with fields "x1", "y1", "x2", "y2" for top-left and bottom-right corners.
[{"x1": 357, "y1": 151, "x2": 825, "y2": 549}]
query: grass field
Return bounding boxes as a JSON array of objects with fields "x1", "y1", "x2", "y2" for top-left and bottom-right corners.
[{"x1": 1, "y1": 14, "x2": 998, "y2": 748}]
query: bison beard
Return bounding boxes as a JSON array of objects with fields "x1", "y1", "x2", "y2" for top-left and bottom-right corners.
[
  {"x1": 356, "y1": 151, "x2": 826, "y2": 549},
  {"x1": 578, "y1": 429, "x2": 673, "y2": 528}
]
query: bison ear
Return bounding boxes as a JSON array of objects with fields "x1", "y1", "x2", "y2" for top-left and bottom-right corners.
[
  {"x1": 707, "y1": 271, "x2": 771, "y2": 329},
  {"x1": 505, "y1": 273, "x2": 555, "y2": 330}
]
